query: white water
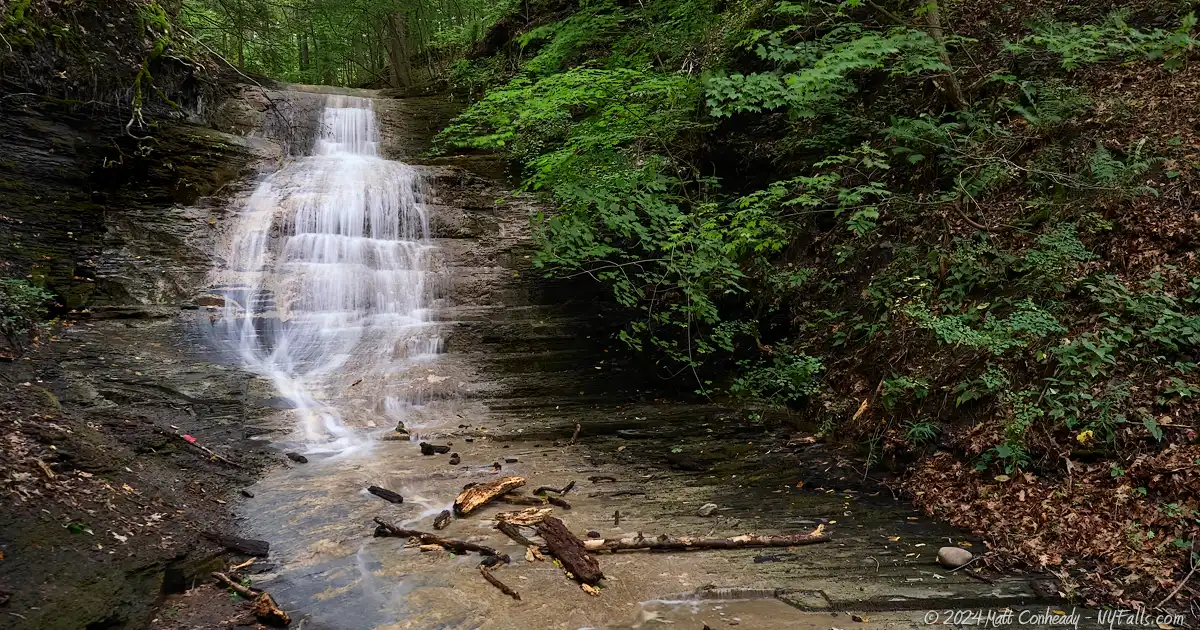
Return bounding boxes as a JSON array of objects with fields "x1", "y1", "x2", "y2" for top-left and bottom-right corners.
[{"x1": 212, "y1": 94, "x2": 440, "y2": 453}]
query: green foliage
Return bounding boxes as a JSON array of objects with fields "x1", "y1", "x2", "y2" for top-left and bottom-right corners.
[
  {"x1": 904, "y1": 419, "x2": 939, "y2": 446},
  {"x1": 705, "y1": 25, "x2": 952, "y2": 117},
  {"x1": 1, "y1": 279, "x2": 53, "y2": 354},
  {"x1": 1007, "y1": 12, "x2": 1199, "y2": 70},
  {"x1": 729, "y1": 351, "x2": 824, "y2": 404}
]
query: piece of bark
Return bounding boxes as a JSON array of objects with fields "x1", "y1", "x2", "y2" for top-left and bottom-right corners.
[
  {"x1": 203, "y1": 532, "x2": 270, "y2": 557},
  {"x1": 496, "y1": 507, "x2": 552, "y2": 526},
  {"x1": 454, "y1": 476, "x2": 525, "y2": 516},
  {"x1": 373, "y1": 518, "x2": 504, "y2": 557},
  {"x1": 367, "y1": 485, "x2": 404, "y2": 504},
  {"x1": 432, "y1": 509, "x2": 453, "y2": 530},
  {"x1": 582, "y1": 531, "x2": 830, "y2": 552},
  {"x1": 536, "y1": 516, "x2": 603, "y2": 585},
  {"x1": 420, "y1": 442, "x2": 451, "y2": 455},
  {"x1": 614, "y1": 510, "x2": 620, "y2": 526},
  {"x1": 570, "y1": 423, "x2": 581, "y2": 444},
  {"x1": 252, "y1": 593, "x2": 290, "y2": 627},
  {"x1": 240, "y1": 489, "x2": 255, "y2": 498},
  {"x1": 480, "y1": 563, "x2": 521, "y2": 600},
  {"x1": 285, "y1": 452, "x2": 307, "y2": 464},
  {"x1": 547, "y1": 496, "x2": 572, "y2": 510}
]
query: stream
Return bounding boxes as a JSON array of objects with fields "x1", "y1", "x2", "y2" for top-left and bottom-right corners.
[{"x1": 198, "y1": 87, "x2": 1053, "y2": 629}]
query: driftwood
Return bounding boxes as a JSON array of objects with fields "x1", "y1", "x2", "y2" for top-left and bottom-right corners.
[
  {"x1": 534, "y1": 481, "x2": 576, "y2": 496},
  {"x1": 537, "y1": 516, "x2": 603, "y2": 585},
  {"x1": 213, "y1": 572, "x2": 290, "y2": 627},
  {"x1": 373, "y1": 518, "x2": 505, "y2": 558},
  {"x1": 582, "y1": 530, "x2": 830, "y2": 553},
  {"x1": 570, "y1": 423, "x2": 581, "y2": 444},
  {"x1": 496, "y1": 521, "x2": 537, "y2": 548},
  {"x1": 433, "y1": 509, "x2": 452, "y2": 530},
  {"x1": 497, "y1": 493, "x2": 547, "y2": 507},
  {"x1": 367, "y1": 486, "x2": 404, "y2": 504},
  {"x1": 479, "y1": 557, "x2": 521, "y2": 600},
  {"x1": 454, "y1": 476, "x2": 525, "y2": 516},
  {"x1": 203, "y1": 532, "x2": 270, "y2": 557}
]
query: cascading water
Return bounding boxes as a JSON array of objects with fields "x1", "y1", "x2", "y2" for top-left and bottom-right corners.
[{"x1": 212, "y1": 94, "x2": 440, "y2": 453}]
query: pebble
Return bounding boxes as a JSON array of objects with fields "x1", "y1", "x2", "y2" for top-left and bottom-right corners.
[
  {"x1": 697, "y1": 503, "x2": 719, "y2": 517},
  {"x1": 240, "y1": 489, "x2": 255, "y2": 498},
  {"x1": 936, "y1": 546, "x2": 973, "y2": 569},
  {"x1": 286, "y1": 452, "x2": 308, "y2": 464},
  {"x1": 449, "y1": 453, "x2": 461, "y2": 465}
]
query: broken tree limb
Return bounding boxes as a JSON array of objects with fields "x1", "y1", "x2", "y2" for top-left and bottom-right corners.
[
  {"x1": 373, "y1": 518, "x2": 505, "y2": 558},
  {"x1": 454, "y1": 476, "x2": 525, "y2": 516},
  {"x1": 498, "y1": 493, "x2": 549, "y2": 507},
  {"x1": 203, "y1": 532, "x2": 270, "y2": 557},
  {"x1": 477, "y1": 559, "x2": 520, "y2": 600},
  {"x1": 581, "y1": 530, "x2": 830, "y2": 552},
  {"x1": 536, "y1": 516, "x2": 604, "y2": 585},
  {"x1": 367, "y1": 485, "x2": 404, "y2": 504},
  {"x1": 213, "y1": 571, "x2": 259, "y2": 599},
  {"x1": 496, "y1": 521, "x2": 537, "y2": 548},
  {"x1": 213, "y1": 573, "x2": 291, "y2": 627}
]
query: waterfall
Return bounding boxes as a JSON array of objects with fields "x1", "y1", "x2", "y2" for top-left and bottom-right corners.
[{"x1": 211, "y1": 94, "x2": 439, "y2": 452}]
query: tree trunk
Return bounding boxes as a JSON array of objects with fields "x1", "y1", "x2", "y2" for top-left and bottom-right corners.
[
  {"x1": 920, "y1": 0, "x2": 968, "y2": 110},
  {"x1": 300, "y1": 33, "x2": 310, "y2": 71},
  {"x1": 384, "y1": 12, "x2": 414, "y2": 88}
]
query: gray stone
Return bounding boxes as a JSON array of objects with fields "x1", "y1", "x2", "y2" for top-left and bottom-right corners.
[
  {"x1": 936, "y1": 546, "x2": 973, "y2": 569},
  {"x1": 697, "y1": 503, "x2": 719, "y2": 517}
]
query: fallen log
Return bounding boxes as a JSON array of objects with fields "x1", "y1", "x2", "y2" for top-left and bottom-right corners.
[
  {"x1": 203, "y1": 532, "x2": 270, "y2": 557},
  {"x1": 367, "y1": 485, "x2": 404, "y2": 504},
  {"x1": 581, "y1": 530, "x2": 830, "y2": 553},
  {"x1": 479, "y1": 557, "x2": 521, "y2": 600},
  {"x1": 373, "y1": 518, "x2": 505, "y2": 558},
  {"x1": 536, "y1": 516, "x2": 603, "y2": 585},
  {"x1": 454, "y1": 476, "x2": 525, "y2": 516},
  {"x1": 433, "y1": 509, "x2": 452, "y2": 530}
]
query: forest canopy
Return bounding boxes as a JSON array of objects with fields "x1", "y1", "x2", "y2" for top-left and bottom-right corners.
[{"x1": 179, "y1": 0, "x2": 506, "y2": 86}]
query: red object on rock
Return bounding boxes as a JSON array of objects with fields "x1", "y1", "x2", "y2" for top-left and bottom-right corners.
[{"x1": 182, "y1": 434, "x2": 197, "y2": 444}]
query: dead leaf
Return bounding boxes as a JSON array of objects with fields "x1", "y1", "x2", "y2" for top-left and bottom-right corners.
[{"x1": 581, "y1": 583, "x2": 601, "y2": 596}]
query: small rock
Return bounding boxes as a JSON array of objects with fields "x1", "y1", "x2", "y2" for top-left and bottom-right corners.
[
  {"x1": 504, "y1": 457, "x2": 518, "y2": 463},
  {"x1": 697, "y1": 503, "x2": 719, "y2": 517},
  {"x1": 851, "y1": 614, "x2": 868, "y2": 623},
  {"x1": 433, "y1": 509, "x2": 452, "y2": 530},
  {"x1": 587, "y1": 531, "x2": 601, "y2": 538},
  {"x1": 240, "y1": 489, "x2": 255, "y2": 498},
  {"x1": 936, "y1": 546, "x2": 973, "y2": 569},
  {"x1": 449, "y1": 453, "x2": 461, "y2": 465},
  {"x1": 286, "y1": 452, "x2": 307, "y2": 464},
  {"x1": 394, "y1": 421, "x2": 409, "y2": 435}
]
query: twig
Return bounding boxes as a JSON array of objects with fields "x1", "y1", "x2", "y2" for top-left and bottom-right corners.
[
  {"x1": 1157, "y1": 559, "x2": 1199, "y2": 609},
  {"x1": 569, "y1": 423, "x2": 581, "y2": 444},
  {"x1": 170, "y1": 431, "x2": 247, "y2": 469},
  {"x1": 213, "y1": 572, "x2": 260, "y2": 599},
  {"x1": 479, "y1": 559, "x2": 521, "y2": 600}
]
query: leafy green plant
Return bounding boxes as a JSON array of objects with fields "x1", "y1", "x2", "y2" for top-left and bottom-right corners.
[
  {"x1": 1, "y1": 279, "x2": 53, "y2": 354},
  {"x1": 729, "y1": 351, "x2": 824, "y2": 405},
  {"x1": 1007, "y1": 12, "x2": 1199, "y2": 70},
  {"x1": 904, "y1": 419, "x2": 939, "y2": 445}
]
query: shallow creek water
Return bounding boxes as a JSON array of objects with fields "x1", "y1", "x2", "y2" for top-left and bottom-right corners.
[{"x1": 202, "y1": 90, "x2": 1062, "y2": 629}]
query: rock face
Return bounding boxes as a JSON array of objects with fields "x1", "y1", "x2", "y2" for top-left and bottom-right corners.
[{"x1": 0, "y1": 96, "x2": 279, "y2": 308}]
